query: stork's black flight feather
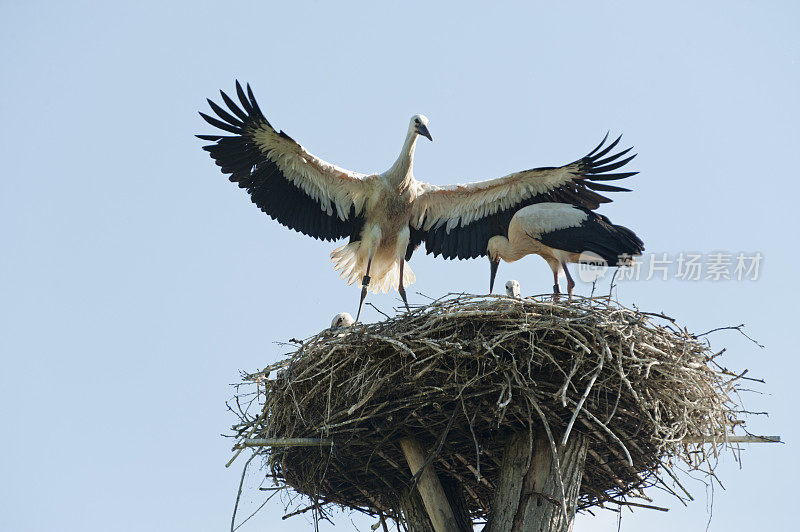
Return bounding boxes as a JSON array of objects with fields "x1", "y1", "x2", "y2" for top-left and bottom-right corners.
[{"x1": 198, "y1": 81, "x2": 364, "y2": 242}]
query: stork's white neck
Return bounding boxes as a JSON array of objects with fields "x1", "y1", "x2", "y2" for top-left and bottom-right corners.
[{"x1": 386, "y1": 128, "x2": 418, "y2": 189}]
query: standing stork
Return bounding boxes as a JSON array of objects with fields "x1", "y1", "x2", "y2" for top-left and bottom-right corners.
[
  {"x1": 487, "y1": 203, "x2": 644, "y2": 298},
  {"x1": 198, "y1": 82, "x2": 638, "y2": 320}
]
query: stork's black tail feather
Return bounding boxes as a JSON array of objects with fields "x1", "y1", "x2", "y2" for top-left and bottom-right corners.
[
  {"x1": 599, "y1": 225, "x2": 644, "y2": 266},
  {"x1": 536, "y1": 209, "x2": 645, "y2": 267},
  {"x1": 580, "y1": 214, "x2": 644, "y2": 266}
]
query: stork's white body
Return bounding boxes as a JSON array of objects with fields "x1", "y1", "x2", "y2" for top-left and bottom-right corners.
[{"x1": 329, "y1": 125, "x2": 425, "y2": 293}]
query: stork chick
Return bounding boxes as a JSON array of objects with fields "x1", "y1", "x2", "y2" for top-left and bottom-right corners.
[
  {"x1": 331, "y1": 312, "x2": 355, "y2": 329},
  {"x1": 505, "y1": 280, "x2": 521, "y2": 298},
  {"x1": 488, "y1": 203, "x2": 644, "y2": 298}
]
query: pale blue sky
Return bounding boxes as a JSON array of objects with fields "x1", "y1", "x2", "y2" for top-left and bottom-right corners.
[{"x1": 1, "y1": 1, "x2": 797, "y2": 530}]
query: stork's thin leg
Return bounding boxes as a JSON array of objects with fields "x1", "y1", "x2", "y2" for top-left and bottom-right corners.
[
  {"x1": 398, "y1": 259, "x2": 410, "y2": 312},
  {"x1": 355, "y1": 256, "x2": 374, "y2": 323},
  {"x1": 551, "y1": 263, "x2": 561, "y2": 301},
  {"x1": 561, "y1": 261, "x2": 575, "y2": 300}
]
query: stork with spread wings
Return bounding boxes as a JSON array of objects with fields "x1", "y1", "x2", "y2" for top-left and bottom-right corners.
[{"x1": 199, "y1": 82, "x2": 638, "y2": 319}]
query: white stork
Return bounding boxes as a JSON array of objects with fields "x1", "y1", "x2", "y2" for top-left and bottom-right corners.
[
  {"x1": 331, "y1": 312, "x2": 355, "y2": 329},
  {"x1": 505, "y1": 280, "x2": 521, "y2": 298},
  {"x1": 199, "y1": 82, "x2": 638, "y2": 320},
  {"x1": 487, "y1": 203, "x2": 644, "y2": 298}
]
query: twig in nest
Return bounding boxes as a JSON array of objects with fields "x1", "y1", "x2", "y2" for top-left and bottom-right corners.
[
  {"x1": 367, "y1": 302, "x2": 391, "y2": 320},
  {"x1": 696, "y1": 324, "x2": 765, "y2": 349},
  {"x1": 231, "y1": 453, "x2": 256, "y2": 532}
]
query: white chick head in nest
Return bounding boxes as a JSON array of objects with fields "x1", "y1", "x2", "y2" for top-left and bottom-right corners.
[
  {"x1": 331, "y1": 312, "x2": 355, "y2": 329},
  {"x1": 505, "y1": 280, "x2": 521, "y2": 298}
]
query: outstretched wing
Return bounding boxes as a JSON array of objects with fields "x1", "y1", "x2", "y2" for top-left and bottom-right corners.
[
  {"x1": 198, "y1": 81, "x2": 369, "y2": 242},
  {"x1": 410, "y1": 134, "x2": 637, "y2": 259}
]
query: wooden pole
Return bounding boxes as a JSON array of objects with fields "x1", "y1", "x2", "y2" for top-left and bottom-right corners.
[
  {"x1": 399, "y1": 437, "x2": 461, "y2": 532},
  {"x1": 513, "y1": 432, "x2": 588, "y2": 532},
  {"x1": 238, "y1": 438, "x2": 332, "y2": 447},
  {"x1": 398, "y1": 471, "x2": 472, "y2": 531},
  {"x1": 485, "y1": 432, "x2": 529, "y2": 532},
  {"x1": 441, "y1": 476, "x2": 474, "y2": 532},
  {"x1": 481, "y1": 431, "x2": 588, "y2": 532},
  {"x1": 399, "y1": 486, "x2": 436, "y2": 532},
  {"x1": 681, "y1": 435, "x2": 781, "y2": 444}
]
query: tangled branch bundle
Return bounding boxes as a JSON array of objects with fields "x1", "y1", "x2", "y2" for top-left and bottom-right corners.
[{"x1": 229, "y1": 294, "x2": 753, "y2": 521}]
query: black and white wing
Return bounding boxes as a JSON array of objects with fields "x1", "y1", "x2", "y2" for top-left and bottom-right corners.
[
  {"x1": 198, "y1": 81, "x2": 370, "y2": 242},
  {"x1": 409, "y1": 135, "x2": 637, "y2": 259}
]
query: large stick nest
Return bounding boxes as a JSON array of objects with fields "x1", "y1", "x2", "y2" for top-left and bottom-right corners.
[{"x1": 229, "y1": 294, "x2": 752, "y2": 520}]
